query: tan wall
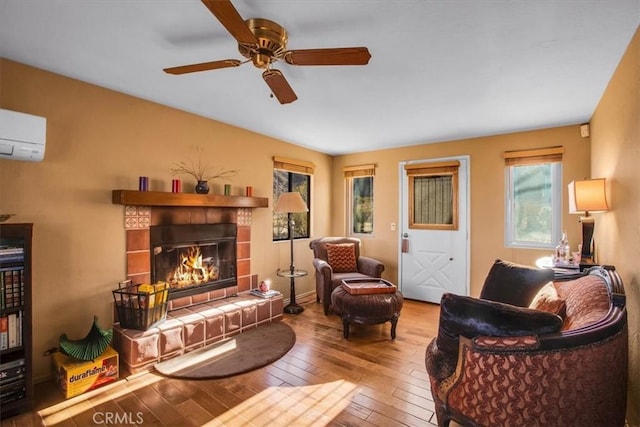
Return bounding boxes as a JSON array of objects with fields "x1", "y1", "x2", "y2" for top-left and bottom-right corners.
[
  {"x1": 0, "y1": 59, "x2": 332, "y2": 381},
  {"x1": 333, "y1": 127, "x2": 591, "y2": 295},
  {"x1": 590, "y1": 25, "x2": 640, "y2": 426}
]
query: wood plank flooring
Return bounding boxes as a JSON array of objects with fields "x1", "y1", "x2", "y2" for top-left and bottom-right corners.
[{"x1": 3, "y1": 296, "x2": 441, "y2": 426}]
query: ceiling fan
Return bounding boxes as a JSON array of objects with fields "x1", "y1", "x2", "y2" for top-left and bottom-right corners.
[{"x1": 163, "y1": 0, "x2": 372, "y2": 104}]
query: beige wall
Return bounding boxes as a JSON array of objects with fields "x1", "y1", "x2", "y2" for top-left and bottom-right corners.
[
  {"x1": 333, "y1": 127, "x2": 591, "y2": 295},
  {"x1": 0, "y1": 59, "x2": 331, "y2": 381},
  {"x1": 590, "y1": 26, "x2": 639, "y2": 426}
]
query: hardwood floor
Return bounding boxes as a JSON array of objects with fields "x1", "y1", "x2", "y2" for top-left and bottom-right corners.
[{"x1": 3, "y1": 296, "x2": 441, "y2": 426}]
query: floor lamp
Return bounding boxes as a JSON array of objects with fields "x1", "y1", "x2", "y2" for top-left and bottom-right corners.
[
  {"x1": 568, "y1": 178, "x2": 609, "y2": 264},
  {"x1": 274, "y1": 191, "x2": 309, "y2": 314}
]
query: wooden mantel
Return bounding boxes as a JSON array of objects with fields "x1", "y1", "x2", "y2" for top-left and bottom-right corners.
[{"x1": 112, "y1": 190, "x2": 269, "y2": 208}]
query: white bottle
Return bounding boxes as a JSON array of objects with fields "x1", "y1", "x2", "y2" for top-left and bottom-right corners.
[{"x1": 559, "y1": 230, "x2": 570, "y2": 263}]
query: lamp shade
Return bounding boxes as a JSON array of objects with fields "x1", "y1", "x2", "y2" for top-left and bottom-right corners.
[
  {"x1": 568, "y1": 178, "x2": 609, "y2": 214},
  {"x1": 274, "y1": 192, "x2": 308, "y2": 214}
]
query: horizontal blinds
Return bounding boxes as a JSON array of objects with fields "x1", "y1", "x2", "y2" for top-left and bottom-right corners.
[
  {"x1": 273, "y1": 156, "x2": 315, "y2": 174},
  {"x1": 343, "y1": 164, "x2": 376, "y2": 178},
  {"x1": 503, "y1": 146, "x2": 564, "y2": 166},
  {"x1": 404, "y1": 160, "x2": 460, "y2": 176}
]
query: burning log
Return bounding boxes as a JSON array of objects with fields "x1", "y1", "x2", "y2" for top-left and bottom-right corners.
[{"x1": 167, "y1": 246, "x2": 219, "y2": 288}]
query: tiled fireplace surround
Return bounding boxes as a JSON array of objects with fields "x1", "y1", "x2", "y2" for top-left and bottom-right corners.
[{"x1": 112, "y1": 205, "x2": 284, "y2": 374}]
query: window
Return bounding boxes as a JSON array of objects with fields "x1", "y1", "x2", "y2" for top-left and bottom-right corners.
[
  {"x1": 504, "y1": 146, "x2": 563, "y2": 248},
  {"x1": 273, "y1": 157, "x2": 313, "y2": 241},
  {"x1": 344, "y1": 164, "x2": 375, "y2": 235},
  {"x1": 404, "y1": 161, "x2": 460, "y2": 230}
]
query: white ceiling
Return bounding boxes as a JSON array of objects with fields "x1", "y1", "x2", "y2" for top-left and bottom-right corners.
[{"x1": 1, "y1": 1, "x2": 638, "y2": 155}]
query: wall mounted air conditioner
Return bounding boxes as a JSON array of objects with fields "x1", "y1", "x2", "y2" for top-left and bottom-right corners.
[{"x1": 0, "y1": 109, "x2": 47, "y2": 162}]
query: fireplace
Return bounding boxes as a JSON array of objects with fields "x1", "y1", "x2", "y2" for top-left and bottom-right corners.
[
  {"x1": 150, "y1": 223, "x2": 237, "y2": 301},
  {"x1": 114, "y1": 196, "x2": 285, "y2": 374}
]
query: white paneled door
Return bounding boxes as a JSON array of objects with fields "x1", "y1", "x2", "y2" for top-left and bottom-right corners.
[{"x1": 399, "y1": 156, "x2": 469, "y2": 303}]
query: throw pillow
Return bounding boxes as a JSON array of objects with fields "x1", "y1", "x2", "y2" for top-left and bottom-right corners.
[
  {"x1": 326, "y1": 243, "x2": 358, "y2": 273},
  {"x1": 436, "y1": 292, "x2": 563, "y2": 357},
  {"x1": 529, "y1": 281, "x2": 566, "y2": 318},
  {"x1": 479, "y1": 259, "x2": 555, "y2": 307}
]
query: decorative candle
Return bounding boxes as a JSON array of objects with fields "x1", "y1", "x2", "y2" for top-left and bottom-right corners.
[
  {"x1": 171, "y1": 179, "x2": 181, "y2": 193},
  {"x1": 138, "y1": 176, "x2": 149, "y2": 191}
]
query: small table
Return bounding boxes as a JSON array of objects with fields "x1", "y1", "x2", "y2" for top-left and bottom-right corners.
[
  {"x1": 536, "y1": 255, "x2": 587, "y2": 281},
  {"x1": 277, "y1": 268, "x2": 307, "y2": 314}
]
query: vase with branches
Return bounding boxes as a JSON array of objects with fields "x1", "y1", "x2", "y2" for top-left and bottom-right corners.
[{"x1": 170, "y1": 149, "x2": 238, "y2": 194}]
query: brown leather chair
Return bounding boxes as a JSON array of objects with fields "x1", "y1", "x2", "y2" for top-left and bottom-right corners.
[{"x1": 309, "y1": 237, "x2": 385, "y2": 315}]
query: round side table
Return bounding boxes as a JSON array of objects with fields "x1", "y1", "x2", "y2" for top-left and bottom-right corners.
[{"x1": 277, "y1": 269, "x2": 307, "y2": 314}]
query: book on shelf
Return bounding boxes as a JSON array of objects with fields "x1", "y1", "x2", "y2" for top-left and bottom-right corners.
[
  {"x1": 0, "y1": 316, "x2": 7, "y2": 350},
  {"x1": 0, "y1": 246, "x2": 24, "y2": 254},
  {"x1": 0, "y1": 246, "x2": 24, "y2": 263},
  {"x1": 0, "y1": 358, "x2": 25, "y2": 376},
  {"x1": 1, "y1": 392, "x2": 26, "y2": 404},
  {"x1": 6, "y1": 311, "x2": 22, "y2": 349},
  {"x1": 0, "y1": 363, "x2": 25, "y2": 383},
  {"x1": 1, "y1": 392, "x2": 26, "y2": 405},
  {"x1": 1, "y1": 268, "x2": 24, "y2": 309},
  {"x1": 0, "y1": 256, "x2": 24, "y2": 263},
  {"x1": 0, "y1": 375, "x2": 25, "y2": 395},
  {"x1": 0, "y1": 357, "x2": 25, "y2": 370},
  {"x1": 0, "y1": 373, "x2": 25, "y2": 394},
  {"x1": 249, "y1": 289, "x2": 281, "y2": 299},
  {"x1": 7, "y1": 313, "x2": 17, "y2": 348},
  {"x1": 16, "y1": 311, "x2": 22, "y2": 347},
  {"x1": 0, "y1": 376, "x2": 26, "y2": 404}
]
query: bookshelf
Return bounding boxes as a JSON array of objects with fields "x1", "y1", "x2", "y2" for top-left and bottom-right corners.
[{"x1": 0, "y1": 223, "x2": 33, "y2": 419}]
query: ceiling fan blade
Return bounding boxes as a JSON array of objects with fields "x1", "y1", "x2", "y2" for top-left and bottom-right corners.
[
  {"x1": 201, "y1": 0, "x2": 258, "y2": 47},
  {"x1": 284, "y1": 47, "x2": 371, "y2": 66},
  {"x1": 262, "y1": 69, "x2": 297, "y2": 104},
  {"x1": 164, "y1": 59, "x2": 241, "y2": 75}
]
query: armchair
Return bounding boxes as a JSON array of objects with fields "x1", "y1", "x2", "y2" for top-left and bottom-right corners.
[
  {"x1": 309, "y1": 237, "x2": 385, "y2": 315},
  {"x1": 425, "y1": 261, "x2": 628, "y2": 427}
]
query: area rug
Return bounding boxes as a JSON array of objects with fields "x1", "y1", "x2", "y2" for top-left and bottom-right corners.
[{"x1": 154, "y1": 322, "x2": 296, "y2": 379}]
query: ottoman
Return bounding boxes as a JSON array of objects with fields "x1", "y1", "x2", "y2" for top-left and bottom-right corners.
[{"x1": 331, "y1": 284, "x2": 404, "y2": 339}]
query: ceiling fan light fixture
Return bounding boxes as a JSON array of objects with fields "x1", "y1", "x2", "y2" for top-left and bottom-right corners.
[
  {"x1": 251, "y1": 53, "x2": 272, "y2": 68},
  {"x1": 238, "y1": 18, "x2": 288, "y2": 68}
]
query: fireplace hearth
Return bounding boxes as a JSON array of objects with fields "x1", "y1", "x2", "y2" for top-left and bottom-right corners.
[
  {"x1": 150, "y1": 223, "x2": 237, "y2": 301},
  {"x1": 113, "y1": 196, "x2": 284, "y2": 374}
]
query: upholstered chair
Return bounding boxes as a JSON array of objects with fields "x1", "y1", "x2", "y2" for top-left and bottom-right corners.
[
  {"x1": 309, "y1": 237, "x2": 385, "y2": 315},
  {"x1": 425, "y1": 261, "x2": 628, "y2": 427}
]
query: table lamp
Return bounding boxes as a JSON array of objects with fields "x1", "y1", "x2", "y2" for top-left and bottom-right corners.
[
  {"x1": 568, "y1": 178, "x2": 609, "y2": 263},
  {"x1": 274, "y1": 192, "x2": 309, "y2": 313}
]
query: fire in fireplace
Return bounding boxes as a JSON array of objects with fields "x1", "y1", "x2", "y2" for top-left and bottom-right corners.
[{"x1": 150, "y1": 223, "x2": 237, "y2": 300}]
